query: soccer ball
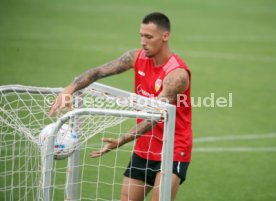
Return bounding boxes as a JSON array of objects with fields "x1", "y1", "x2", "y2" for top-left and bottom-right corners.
[{"x1": 39, "y1": 123, "x2": 78, "y2": 160}]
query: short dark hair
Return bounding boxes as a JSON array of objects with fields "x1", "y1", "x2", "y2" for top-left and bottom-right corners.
[{"x1": 142, "y1": 12, "x2": 170, "y2": 31}]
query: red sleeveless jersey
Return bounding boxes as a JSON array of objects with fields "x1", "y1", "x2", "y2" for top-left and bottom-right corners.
[{"x1": 133, "y1": 49, "x2": 192, "y2": 162}]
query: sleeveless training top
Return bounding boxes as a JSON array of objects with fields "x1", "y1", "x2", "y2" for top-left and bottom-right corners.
[{"x1": 133, "y1": 49, "x2": 192, "y2": 162}]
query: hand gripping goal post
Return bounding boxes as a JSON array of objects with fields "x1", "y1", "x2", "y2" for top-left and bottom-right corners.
[{"x1": 0, "y1": 82, "x2": 176, "y2": 201}]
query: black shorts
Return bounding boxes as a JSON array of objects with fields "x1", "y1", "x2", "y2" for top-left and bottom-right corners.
[{"x1": 124, "y1": 153, "x2": 189, "y2": 186}]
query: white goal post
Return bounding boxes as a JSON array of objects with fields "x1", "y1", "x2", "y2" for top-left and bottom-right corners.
[{"x1": 0, "y1": 82, "x2": 176, "y2": 201}]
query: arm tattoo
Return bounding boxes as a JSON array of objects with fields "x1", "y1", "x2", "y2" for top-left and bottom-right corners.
[
  {"x1": 119, "y1": 119, "x2": 158, "y2": 146},
  {"x1": 135, "y1": 119, "x2": 157, "y2": 136},
  {"x1": 73, "y1": 49, "x2": 137, "y2": 91},
  {"x1": 159, "y1": 69, "x2": 188, "y2": 104},
  {"x1": 119, "y1": 50, "x2": 135, "y2": 66},
  {"x1": 163, "y1": 76, "x2": 180, "y2": 103}
]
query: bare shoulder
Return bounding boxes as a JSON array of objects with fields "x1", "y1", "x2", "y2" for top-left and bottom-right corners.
[
  {"x1": 166, "y1": 68, "x2": 189, "y2": 80},
  {"x1": 118, "y1": 49, "x2": 140, "y2": 67},
  {"x1": 159, "y1": 68, "x2": 190, "y2": 103},
  {"x1": 163, "y1": 68, "x2": 189, "y2": 91}
]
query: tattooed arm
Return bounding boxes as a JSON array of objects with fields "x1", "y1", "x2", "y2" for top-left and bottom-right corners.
[
  {"x1": 158, "y1": 68, "x2": 189, "y2": 103},
  {"x1": 72, "y1": 49, "x2": 138, "y2": 92},
  {"x1": 90, "y1": 68, "x2": 190, "y2": 157},
  {"x1": 49, "y1": 49, "x2": 139, "y2": 117}
]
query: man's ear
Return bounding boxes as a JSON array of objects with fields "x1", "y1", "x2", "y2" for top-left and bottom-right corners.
[{"x1": 163, "y1": 31, "x2": 170, "y2": 42}]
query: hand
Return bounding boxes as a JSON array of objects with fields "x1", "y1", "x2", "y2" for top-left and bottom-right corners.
[
  {"x1": 49, "y1": 92, "x2": 73, "y2": 117},
  {"x1": 89, "y1": 138, "x2": 120, "y2": 158}
]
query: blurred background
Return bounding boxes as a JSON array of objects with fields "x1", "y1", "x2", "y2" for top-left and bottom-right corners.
[{"x1": 0, "y1": 0, "x2": 276, "y2": 200}]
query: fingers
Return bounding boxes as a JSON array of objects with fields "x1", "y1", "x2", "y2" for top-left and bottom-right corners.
[
  {"x1": 56, "y1": 107, "x2": 62, "y2": 118},
  {"x1": 89, "y1": 138, "x2": 119, "y2": 158},
  {"x1": 67, "y1": 103, "x2": 73, "y2": 111},
  {"x1": 89, "y1": 149, "x2": 106, "y2": 158},
  {"x1": 48, "y1": 106, "x2": 55, "y2": 117},
  {"x1": 48, "y1": 93, "x2": 73, "y2": 117},
  {"x1": 49, "y1": 101, "x2": 60, "y2": 117},
  {"x1": 90, "y1": 146, "x2": 110, "y2": 158},
  {"x1": 49, "y1": 101, "x2": 61, "y2": 117},
  {"x1": 89, "y1": 151, "x2": 101, "y2": 158}
]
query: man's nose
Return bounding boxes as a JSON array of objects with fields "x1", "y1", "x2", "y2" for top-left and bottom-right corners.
[{"x1": 140, "y1": 37, "x2": 146, "y2": 46}]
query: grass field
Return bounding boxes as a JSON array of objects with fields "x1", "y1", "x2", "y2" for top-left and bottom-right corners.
[{"x1": 1, "y1": 0, "x2": 276, "y2": 200}]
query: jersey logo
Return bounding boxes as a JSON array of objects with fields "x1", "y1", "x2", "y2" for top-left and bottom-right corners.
[
  {"x1": 138, "y1": 70, "x2": 145, "y2": 76},
  {"x1": 136, "y1": 84, "x2": 151, "y2": 97},
  {"x1": 155, "y1": 79, "x2": 162, "y2": 92}
]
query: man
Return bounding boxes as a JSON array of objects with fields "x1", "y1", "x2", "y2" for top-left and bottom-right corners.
[{"x1": 49, "y1": 12, "x2": 192, "y2": 201}]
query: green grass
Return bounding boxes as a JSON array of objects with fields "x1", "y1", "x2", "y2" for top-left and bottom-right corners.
[{"x1": 1, "y1": 0, "x2": 276, "y2": 200}]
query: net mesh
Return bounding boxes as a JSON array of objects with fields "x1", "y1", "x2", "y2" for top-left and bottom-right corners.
[{"x1": 0, "y1": 84, "x2": 165, "y2": 201}]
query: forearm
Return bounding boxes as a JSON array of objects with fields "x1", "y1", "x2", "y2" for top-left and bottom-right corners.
[
  {"x1": 70, "y1": 67, "x2": 102, "y2": 93},
  {"x1": 118, "y1": 119, "x2": 158, "y2": 146},
  {"x1": 65, "y1": 50, "x2": 137, "y2": 94}
]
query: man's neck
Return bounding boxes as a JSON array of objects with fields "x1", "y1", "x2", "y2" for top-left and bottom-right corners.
[{"x1": 152, "y1": 46, "x2": 172, "y2": 67}]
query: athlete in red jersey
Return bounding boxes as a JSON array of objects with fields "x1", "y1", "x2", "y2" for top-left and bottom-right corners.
[
  {"x1": 49, "y1": 12, "x2": 192, "y2": 201},
  {"x1": 134, "y1": 49, "x2": 192, "y2": 163}
]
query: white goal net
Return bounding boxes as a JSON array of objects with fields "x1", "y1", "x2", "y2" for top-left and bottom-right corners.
[{"x1": 0, "y1": 82, "x2": 176, "y2": 201}]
